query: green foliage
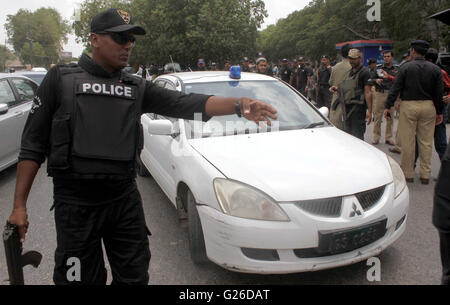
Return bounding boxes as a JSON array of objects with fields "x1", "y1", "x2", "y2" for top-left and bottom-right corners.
[
  {"x1": 257, "y1": 0, "x2": 450, "y2": 63},
  {"x1": 5, "y1": 8, "x2": 70, "y2": 68},
  {"x1": 73, "y1": 0, "x2": 267, "y2": 67},
  {"x1": 72, "y1": 0, "x2": 133, "y2": 46},
  {"x1": 0, "y1": 45, "x2": 16, "y2": 71}
]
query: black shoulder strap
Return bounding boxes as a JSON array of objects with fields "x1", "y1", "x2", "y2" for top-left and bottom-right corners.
[{"x1": 57, "y1": 65, "x2": 86, "y2": 118}]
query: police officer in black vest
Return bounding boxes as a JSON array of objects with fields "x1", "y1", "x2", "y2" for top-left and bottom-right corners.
[
  {"x1": 7, "y1": 8, "x2": 277, "y2": 285},
  {"x1": 280, "y1": 59, "x2": 293, "y2": 86},
  {"x1": 316, "y1": 55, "x2": 332, "y2": 109}
]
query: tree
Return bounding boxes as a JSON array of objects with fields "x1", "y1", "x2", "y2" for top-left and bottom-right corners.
[
  {"x1": 73, "y1": 0, "x2": 267, "y2": 68},
  {"x1": 72, "y1": 0, "x2": 133, "y2": 49},
  {"x1": 5, "y1": 8, "x2": 71, "y2": 68},
  {"x1": 0, "y1": 45, "x2": 16, "y2": 72},
  {"x1": 257, "y1": 0, "x2": 450, "y2": 63}
]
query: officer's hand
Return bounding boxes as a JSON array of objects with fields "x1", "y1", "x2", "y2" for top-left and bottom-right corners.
[
  {"x1": 444, "y1": 95, "x2": 450, "y2": 105},
  {"x1": 8, "y1": 207, "x2": 29, "y2": 243},
  {"x1": 436, "y1": 114, "x2": 444, "y2": 126},
  {"x1": 366, "y1": 110, "x2": 372, "y2": 126},
  {"x1": 241, "y1": 97, "x2": 278, "y2": 126},
  {"x1": 384, "y1": 109, "x2": 392, "y2": 120},
  {"x1": 329, "y1": 86, "x2": 337, "y2": 93},
  {"x1": 394, "y1": 100, "x2": 400, "y2": 111},
  {"x1": 382, "y1": 71, "x2": 389, "y2": 79}
]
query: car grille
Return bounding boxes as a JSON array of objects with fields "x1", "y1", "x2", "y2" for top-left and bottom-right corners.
[
  {"x1": 293, "y1": 185, "x2": 386, "y2": 217},
  {"x1": 294, "y1": 197, "x2": 342, "y2": 218},
  {"x1": 355, "y1": 185, "x2": 386, "y2": 211}
]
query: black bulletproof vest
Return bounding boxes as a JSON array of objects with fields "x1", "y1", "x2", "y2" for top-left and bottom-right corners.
[
  {"x1": 318, "y1": 67, "x2": 331, "y2": 86},
  {"x1": 47, "y1": 64, "x2": 145, "y2": 179}
]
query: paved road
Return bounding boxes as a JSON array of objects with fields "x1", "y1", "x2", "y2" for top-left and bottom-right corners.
[{"x1": 0, "y1": 120, "x2": 447, "y2": 285}]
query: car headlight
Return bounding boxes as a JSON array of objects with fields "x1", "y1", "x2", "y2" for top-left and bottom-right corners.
[
  {"x1": 388, "y1": 156, "x2": 406, "y2": 198},
  {"x1": 213, "y1": 179, "x2": 290, "y2": 221}
]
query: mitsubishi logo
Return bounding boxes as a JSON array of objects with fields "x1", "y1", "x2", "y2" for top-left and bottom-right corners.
[{"x1": 349, "y1": 203, "x2": 362, "y2": 217}]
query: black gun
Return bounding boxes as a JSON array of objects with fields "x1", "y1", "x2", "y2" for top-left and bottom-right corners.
[{"x1": 3, "y1": 222, "x2": 42, "y2": 285}]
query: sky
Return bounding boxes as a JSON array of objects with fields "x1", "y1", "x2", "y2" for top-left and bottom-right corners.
[{"x1": 0, "y1": 0, "x2": 310, "y2": 58}]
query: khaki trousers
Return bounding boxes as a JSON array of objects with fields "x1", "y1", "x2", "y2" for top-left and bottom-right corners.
[
  {"x1": 372, "y1": 89, "x2": 393, "y2": 142},
  {"x1": 398, "y1": 100, "x2": 436, "y2": 179}
]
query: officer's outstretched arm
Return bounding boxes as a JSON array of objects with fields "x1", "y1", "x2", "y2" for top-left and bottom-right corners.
[{"x1": 8, "y1": 160, "x2": 40, "y2": 242}]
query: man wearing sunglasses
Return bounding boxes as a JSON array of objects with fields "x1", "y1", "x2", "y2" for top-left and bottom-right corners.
[{"x1": 8, "y1": 8, "x2": 277, "y2": 285}]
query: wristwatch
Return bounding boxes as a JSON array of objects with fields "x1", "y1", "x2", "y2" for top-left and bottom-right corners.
[{"x1": 235, "y1": 99, "x2": 242, "y2": 117}]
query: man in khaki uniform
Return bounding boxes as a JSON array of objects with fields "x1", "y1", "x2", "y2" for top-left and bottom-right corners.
[
  {"x1": 384, "y1": 40, "x2": 444, "y2": 184},
  {"x1": 389, "y1": 50, "x2": 413, "y2": 154},
  {"x1": 372, "y1": 51, "x2": 399, "y2": 145},
  {"x1": 329, "y1": 44, "x2": 352, "y2": 129}
]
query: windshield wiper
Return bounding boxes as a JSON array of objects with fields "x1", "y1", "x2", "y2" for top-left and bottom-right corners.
[{"x1": 302, "y1": 122, "x2": 326, "y2": 129}]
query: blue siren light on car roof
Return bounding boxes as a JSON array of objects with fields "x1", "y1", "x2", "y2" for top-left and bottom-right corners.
[{"x1": 229, "y1": 66, "x2": 241, "y2": 80}]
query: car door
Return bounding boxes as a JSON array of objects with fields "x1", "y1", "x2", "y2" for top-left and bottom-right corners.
[
  {"x1": 142, "y1": 79, "x2": 179, "y2": 201},
  {"x1": 0, "y1": 77, "x2": 36, "y2": 170}
]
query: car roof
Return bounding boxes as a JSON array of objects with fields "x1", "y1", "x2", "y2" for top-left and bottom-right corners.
[
  {"x1": 0, "y1": 73, "x2": 40, "y2": 85},
  {"x1": 14, "y1": 71, "x2": 47, "y2": 75},
  {"x1": 158, "y1": 71, "x2": 277, "y2": 84}
]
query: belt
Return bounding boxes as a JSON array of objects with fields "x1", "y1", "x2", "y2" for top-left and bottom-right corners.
[{"x1": 375, "y1": 88, "x2": 385, "y2": 93}]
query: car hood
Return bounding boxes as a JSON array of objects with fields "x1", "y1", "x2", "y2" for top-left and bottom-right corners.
[{"x1": 188, "y1": 127, "x2": 393, "y2": 201}]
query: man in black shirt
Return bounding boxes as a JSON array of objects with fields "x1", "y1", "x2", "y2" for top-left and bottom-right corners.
[
  {"x1": 280, "y1": 59, "x2": 293, "y2": 86},
  {"x1": 384, "y1": 40, "x2": 444, "y2": 184},
  {"x1": 297, "y1": 57, "x2": 313, "y2": 96},
  {"x1": 241, "y1": 57, "x2": 251, "y2": 72},
  {"x1": 316, "y1": 55, "x2": 332, "y2": 109},
  {"x1": 7, "y1": 8, "x2": 277, "y2": 285}
]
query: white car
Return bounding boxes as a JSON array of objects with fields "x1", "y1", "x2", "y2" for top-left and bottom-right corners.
[
  {"x1": 0, "y1": 74, "x2": 38, "y2": 171},
  {"x1": 139, "y1": 70, "x2": 409, "y2": 274}
]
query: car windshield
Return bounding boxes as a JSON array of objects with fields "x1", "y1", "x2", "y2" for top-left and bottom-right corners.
[{"x1": 183, "y1": 80, "x2": 328, "y2": 137}]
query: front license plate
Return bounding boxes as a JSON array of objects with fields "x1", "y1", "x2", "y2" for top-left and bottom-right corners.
[{"x1": 318, "y1": 218, "x2": 387, "y2": 256}]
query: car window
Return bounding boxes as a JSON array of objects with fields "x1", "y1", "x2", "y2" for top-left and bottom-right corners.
[
  {"x1": 22, "y1": 74, "x2": 46, "y2": 85},
  {"x1": 184, "y1": 80, "x2": 328, "y2": 137},
  {"x1": 0, "y1": 79, "x2": 17, "y2": 107},
  {"x1": 11, "y1": 78, "x2": 37, "y2": 101}
]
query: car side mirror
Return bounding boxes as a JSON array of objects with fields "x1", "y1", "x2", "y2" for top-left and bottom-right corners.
[
  {"x1": 0, "y1": 103, "x2": 8, "y2": 115},
  {"x1": 147, "y1": 119, "x2": 179, "y2": 137},
  {"x1": 319, "y1": 106, "x2": 329, "y2": 118}
]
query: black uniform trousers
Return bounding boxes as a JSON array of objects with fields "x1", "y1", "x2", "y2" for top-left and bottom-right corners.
[
  {"x1": 53, "y1": 185, "x2": 151, "y2": 285},
  {"x1": 439, "y1": 232, "x2": 450, "y2": 285},
  {"x1": 344, "y1": 105, "x2": 367, "y2": 141}
]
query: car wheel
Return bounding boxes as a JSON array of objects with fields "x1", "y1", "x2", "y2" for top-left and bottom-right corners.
[
  {"x1": 187, "y1": 190, "x2": 208, "y2": 264},
  {"x1": 136, "y1": 154, "x2": 150, "y2": 177}
]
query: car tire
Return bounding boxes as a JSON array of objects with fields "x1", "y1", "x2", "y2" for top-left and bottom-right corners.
[
  {"x1": 187, "y1": 190, "x2": 208, "y2": 264},
  {"x1": 136, "y1": 154, "x2": 150, "y2": 177}
]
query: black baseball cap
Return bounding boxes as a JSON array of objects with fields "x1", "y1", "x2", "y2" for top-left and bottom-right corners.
[
  {"x1": 368, "y1": 58, "x2": 377, "y2": 64},
  {"x1": 410, "y1": 40, "x2": 430, "y2": 49},
  {"x1": 91, "y1": 8, "x2": 146, "y2": 35}
]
